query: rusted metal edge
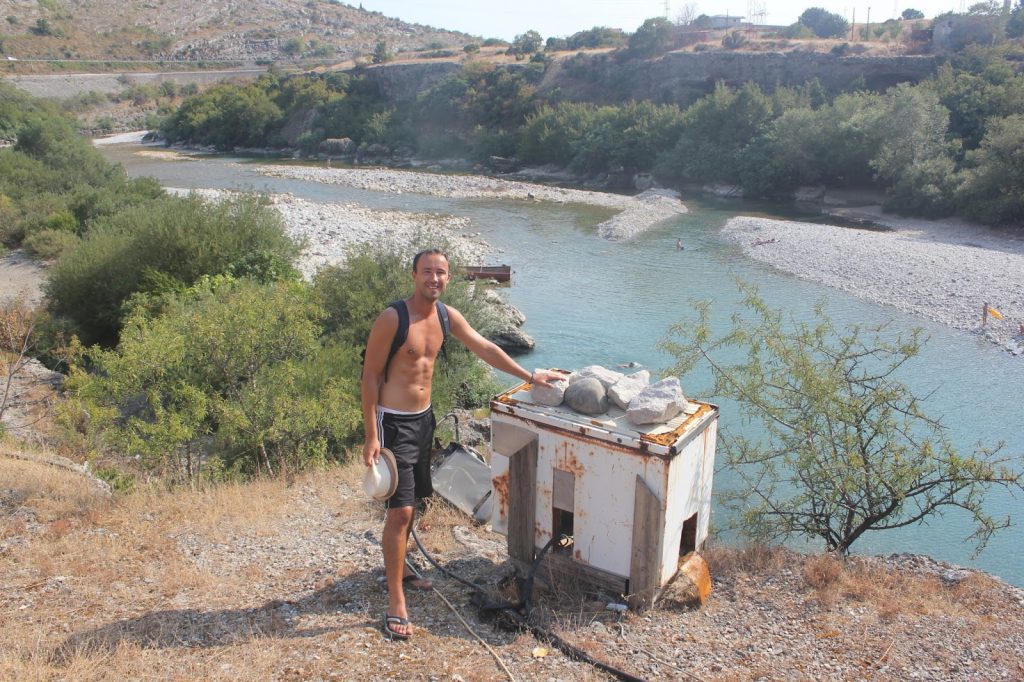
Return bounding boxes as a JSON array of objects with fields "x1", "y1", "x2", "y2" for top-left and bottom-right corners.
[
  {"x1": 641, "y1": 402, "x2": 719, "y2": 453},
  {"x1": 492, "y1": 383, "x2": 718, "y2": 458},
  {"x1": 490, "y1": 399, "x2": 675, "y2": 460}
]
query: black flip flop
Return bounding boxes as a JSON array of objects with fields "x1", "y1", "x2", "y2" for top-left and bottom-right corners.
[{"x1": 383, "y1": 613, "x2": 411, "y2": 641}]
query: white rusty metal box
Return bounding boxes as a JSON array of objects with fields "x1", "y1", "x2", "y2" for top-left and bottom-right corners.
[{"x1": 489, "y1": 379, "x2": 718, "y2": 596}]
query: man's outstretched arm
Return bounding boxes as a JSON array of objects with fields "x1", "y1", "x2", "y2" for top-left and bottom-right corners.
[{"x1": 446, "y1": 306, "x2": 558, "y2": 387}]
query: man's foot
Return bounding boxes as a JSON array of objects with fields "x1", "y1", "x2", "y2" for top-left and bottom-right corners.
[{"x1": 383, "y1": 613, "x2": 412, "y2": 640}]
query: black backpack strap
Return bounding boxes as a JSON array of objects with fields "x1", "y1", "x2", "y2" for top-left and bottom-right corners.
[
  {"x1": 435, "y1": 301, "x2": 450, "y2": 359},
  {"x1": 383, "y1": 300, "x2": 409, "y2": 382}
]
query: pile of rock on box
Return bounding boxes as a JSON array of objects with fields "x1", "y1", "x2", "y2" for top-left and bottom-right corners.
[{"x1": 530, "y1": 365, "x2": 690, "y2": 426}]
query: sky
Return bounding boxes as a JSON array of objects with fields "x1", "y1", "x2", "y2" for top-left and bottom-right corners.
[{"x1": 362, "y1": 0, "x2": 972, "y2": 41}]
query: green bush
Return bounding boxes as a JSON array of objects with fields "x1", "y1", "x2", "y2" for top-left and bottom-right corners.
[
  {"x1": 68, "y1": 279, "x2": 355, "y2": 482},
  {"x1": 46, "y1": 193, "x2": 299, "y2": 346},
  {"x1": 24, "y1": 228, "x2": 79, "y2": 260},
  {"x1": 722, "y1": 31, "x2": 748, "y2": 49}
]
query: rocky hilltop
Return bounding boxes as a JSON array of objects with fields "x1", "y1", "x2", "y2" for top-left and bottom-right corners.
[{"x1": 0, "y1": 0, "x2": 473, "y2": 62}]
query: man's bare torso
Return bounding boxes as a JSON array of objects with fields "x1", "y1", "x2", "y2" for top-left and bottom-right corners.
[{"x1": 378, "y1": 303, "x2": 444, "y2": 413}]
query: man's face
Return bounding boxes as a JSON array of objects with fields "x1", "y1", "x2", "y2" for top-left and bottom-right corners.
[{"x1": 412, "y1": 253, "x2": 450, "y2": 301}]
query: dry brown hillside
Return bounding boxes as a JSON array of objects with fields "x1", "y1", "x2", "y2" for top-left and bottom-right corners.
[
  {"x1": 2, "y1": 446, "x2": 1023, "y2": 681},
  {"x1": 0, "y1": 0, "x2": 474, "y2": 63}
]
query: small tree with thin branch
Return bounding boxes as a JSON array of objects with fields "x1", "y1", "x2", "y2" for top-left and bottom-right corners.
[{"x1": 662, "y1": 282, "x2": 1023, "y2": 555}]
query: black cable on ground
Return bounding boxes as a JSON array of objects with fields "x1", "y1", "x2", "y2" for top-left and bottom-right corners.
[{"x1": 410, "y1": 527, "x2": 648, "y2": 682}]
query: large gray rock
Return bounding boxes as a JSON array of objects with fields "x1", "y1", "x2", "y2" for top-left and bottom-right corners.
[
  {"x1": 608, "y1": 370, "x2": 650, "y2": 410},
  {"x1": 487, "y1": 328, "x2": 535, "y2": 355},
  {"x1": 569, "y1": 365, "x2": 624, "y2": 390},
  {"x1": 319, "y1": 137, "x2": 355, "y2": 155},
  {"x1": 530, "y1": 369, "x2": 568, "y2": 407},
  {"x1": 627, "y1": 377, "x2": 689, "y2": 425},
  {"x1": 564, "y1": 377, "x2": 609, "y2": 415}
]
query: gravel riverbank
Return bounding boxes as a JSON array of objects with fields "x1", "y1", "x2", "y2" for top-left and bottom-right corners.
[
  {"x1": 166, "y1": 188, "x2": 493, "y2": 277},
  {"x1": 722, "y1": 214, "x2": 1024, "y2": 355},
  {"x1": 255, "y1": 165, "x2": 687, "y2": 241}
]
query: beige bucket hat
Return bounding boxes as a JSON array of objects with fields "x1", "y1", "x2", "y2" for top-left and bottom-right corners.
[{"x1": 362, "y1": 447, "x2": 399, "y2": 501}]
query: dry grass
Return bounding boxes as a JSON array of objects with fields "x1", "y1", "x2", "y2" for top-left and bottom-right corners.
[{"x1": 703, "y1": 541, "x2": 792, "y2": 577}]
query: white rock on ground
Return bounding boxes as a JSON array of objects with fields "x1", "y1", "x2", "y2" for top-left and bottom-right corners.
[{"x1": 722, "y1": 213, "x2": 1024, "y2": 356}]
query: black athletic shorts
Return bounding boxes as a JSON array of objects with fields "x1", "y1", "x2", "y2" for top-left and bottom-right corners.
[{"x1": 377, "y1": 405, "x2": 435, "y2": 509}]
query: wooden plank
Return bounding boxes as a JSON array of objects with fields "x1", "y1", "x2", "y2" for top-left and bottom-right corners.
[
  {"x1": 628, "y1": 475, "x2": 665, "y2": 611},
  {"x1": 507, "y1": 436, "x2": 538, "y2": 564},
  {"x1": 540, "y1": 553, "x2": 628, "y2": 598}
]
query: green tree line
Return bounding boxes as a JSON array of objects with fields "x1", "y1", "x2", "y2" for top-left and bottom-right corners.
[{"x1": 159, "y1": 44, "x2": 1024, "y2": 225}]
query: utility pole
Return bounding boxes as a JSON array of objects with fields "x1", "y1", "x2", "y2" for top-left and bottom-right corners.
[
  {"x1": 866, "y1": 6, "x2": 871, "y2": 41},
  {"x1": 851, "y1": 8, "x2": 856, "y2": 40}
]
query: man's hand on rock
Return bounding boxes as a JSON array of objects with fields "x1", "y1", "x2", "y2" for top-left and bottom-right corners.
[{"x1": 531, "y1": 369, "x2": 563, "y2": 389}]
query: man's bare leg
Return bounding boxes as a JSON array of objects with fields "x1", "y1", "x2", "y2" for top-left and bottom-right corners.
[{"x1": 383, "y1": 505, "x2": 414, "y2": 637}]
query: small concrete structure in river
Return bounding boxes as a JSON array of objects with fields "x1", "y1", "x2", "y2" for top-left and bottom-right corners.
[{"x1": 488, "y1": 372, "x2": 719, "y2": 609}]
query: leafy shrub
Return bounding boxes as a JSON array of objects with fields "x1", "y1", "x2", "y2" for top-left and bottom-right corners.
[
  {"x1": 46, "y1": 193, "x2": 299, "y2": 346},
  {"x1": 68, "y1": 279, "x2": 356, "y2": 482},
  {"x1": 722, "y1": 31, "x2": 748, "y2": 49},
  {"x1": 24, "y1": 229, "x2": 79, "y2": 260},
  {"x1": 798, "y1": 7, "x2": 849, "y2": 38},
  {"x1": 779, "y1": 22, "x2": 816, "y2": 39}
]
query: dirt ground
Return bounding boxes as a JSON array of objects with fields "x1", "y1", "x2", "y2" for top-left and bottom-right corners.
[
  {"x1": 1, "y1": 454, "x2": 1022, "y2": 681},
  {"x1": 0, "y1": 251, "x2": 45, "y2": 307}
]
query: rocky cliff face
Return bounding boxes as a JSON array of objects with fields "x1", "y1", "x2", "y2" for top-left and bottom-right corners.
[
  {"x1": 359, "y1": 61, "x2": 462, "y2": 102},
  {"x1": 353, "y1": 50, "x2": 940, "y2": 105},
  {"x1": 536, "y1": 51, "x2": 941, "y2": 105}
]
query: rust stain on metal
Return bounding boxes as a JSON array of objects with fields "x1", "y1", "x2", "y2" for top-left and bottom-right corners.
[
  {"x1": 492, "y1": 472, "x2": 509, "y2": 518},
  {"x1": 560, "y1": 451, "x2": 586, "y2": 477},
  {"x1": 492, "y1": 393, "x2": 521, "y2": 407},
  {"x1": 574, "y1": 548, "x2": 582, "y2": 561},
  {"x1": 640, "y1": 403, "x2": 716, "y2": 447}
]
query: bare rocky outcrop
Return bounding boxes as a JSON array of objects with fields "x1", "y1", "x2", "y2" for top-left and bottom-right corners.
[{"x1": 537, "y1": 50, "x2": 940, "y2": 106}]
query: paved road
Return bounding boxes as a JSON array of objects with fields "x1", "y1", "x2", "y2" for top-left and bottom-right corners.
[{"x1": 1, "y1": 68, "x2": 270, "y2": 99}]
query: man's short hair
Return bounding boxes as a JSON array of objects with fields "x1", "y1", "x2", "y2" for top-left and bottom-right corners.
[{"x1": 412, "y1": 248, "x2": 449, "y2": 272}]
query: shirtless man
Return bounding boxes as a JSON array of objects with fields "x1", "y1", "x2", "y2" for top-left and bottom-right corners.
[{"x1": 361, "y1": 248, "x2": 557, "y2": 640}]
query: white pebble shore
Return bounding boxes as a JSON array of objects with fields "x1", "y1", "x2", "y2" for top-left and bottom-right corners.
[
  {"x1": 722, "y1": 214, "x2": 1024, "y2": 355},
  {"x1": 254, "y1": 165, "x2": 687, "y2": 240}
]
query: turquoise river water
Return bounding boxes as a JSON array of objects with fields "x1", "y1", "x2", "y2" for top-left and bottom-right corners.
[{"x1": 100, "y1": 146, "x2": 1024, "y2": 587}]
